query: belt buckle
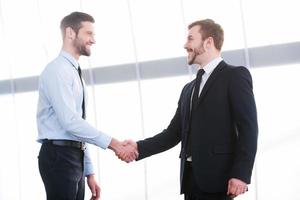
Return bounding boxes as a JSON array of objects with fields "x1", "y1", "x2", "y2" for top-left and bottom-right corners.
[{"x1": 81, "y1": 142, "x2": 86, "y2": 151}]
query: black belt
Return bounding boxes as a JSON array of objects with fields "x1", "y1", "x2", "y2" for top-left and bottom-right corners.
[{"x1": 43, "y1": 139, "x2": 86, "y2": 151}]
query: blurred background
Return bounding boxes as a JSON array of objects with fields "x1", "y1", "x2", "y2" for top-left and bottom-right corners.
[{"x1": 0, "y1": 0, "x2": 300, "y2": 199}]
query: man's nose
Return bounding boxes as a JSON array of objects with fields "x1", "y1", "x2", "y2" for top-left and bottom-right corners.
[
  {"x1": 183, "y1": 42, "x2": 188, "y2": 50},
  {"x1": 91, "y1": 36, "x2": 96, "y2": 44}
]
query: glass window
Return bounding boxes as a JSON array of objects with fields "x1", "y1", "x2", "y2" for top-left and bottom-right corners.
[
  {"x1": 91, "y1": 82, "x2": 145, "y2": 199},
  {"x1": 141, "y1": 75, "x2": 190, "y2": 200},
  {"x1": 0, "y1": 21, "x2": 11, "y2": 80},
  {"x1": 82, "y1": 0, "x2": 137, "y2": 68},
  {"x1": 128, "y1": 0, "x2": 186, "y2": 62},
  {"x1": 1, "y1": 0, "x2": 50, "y2": 78},
  {"x1": 13, "y1": 92, "x2": 45, "y2": 199},
  {"x1": 250, "y1": 64, "x2": 300, "y2": 200},
  {"x1": 182, "y1": 0, "x2": 246, "y2": 51},
  {"x1": 0, "y1": 94, "x2": 20, "y2": 200},
  {"x1": 242, "y1": 0, "x2": 300, "y2": 47}
]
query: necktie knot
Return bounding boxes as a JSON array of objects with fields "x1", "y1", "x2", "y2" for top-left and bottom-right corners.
[{"x1": 196, "y1": 69, "x2": 205, "y2": 79}]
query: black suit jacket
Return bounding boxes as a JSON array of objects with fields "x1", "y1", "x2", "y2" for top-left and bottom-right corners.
[{"x1": 137, "y1": 61, "x2": 258, "y2": 193}]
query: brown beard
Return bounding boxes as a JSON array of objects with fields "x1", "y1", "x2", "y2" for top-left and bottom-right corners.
[
  {"x1": 74, "y1": 37, "x2": 91, "y2": 56},
  {"x1": 78, "y1": 46, "x2": 90, "y2": 56},
  {"x1": 188, "y1": 52, "x2": 196, "y2": 65},
  {"x1": 188, "y1": 44, "x2": 205, "y2": 65}
]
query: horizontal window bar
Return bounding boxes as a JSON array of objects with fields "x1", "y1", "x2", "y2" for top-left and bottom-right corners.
[{"x1": 0, "y1": 42, "x2": 299, "y2": 94}]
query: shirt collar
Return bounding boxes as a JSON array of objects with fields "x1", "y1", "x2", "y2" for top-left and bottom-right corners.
[
  {"x1": 59, "y1": 50, "x2": 79, "y2": 69},
  {"x1": 202, "y1": 56, "x2": 223, "y2": 75}
]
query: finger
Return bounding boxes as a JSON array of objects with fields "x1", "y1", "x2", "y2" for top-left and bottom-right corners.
[
  {"x1": 125, "y1": 154, "x2": 135, "y2": 162},
  {"x1": 227, "y1": 181, "x2": 231, "y2": 195},
  {"x1": 129, "y1": 151, "x2": 137, "y2": 159},
  {"x1": 235, "y1": 185, "x2": 242, "y2": 196},
  {"x1": 134, "y1": 149, "x2": 139, "y2": 158},
  {"x1": 117, "y1": 150, "x2": 126, "y2": 158},
  {"x1": 89, "y1": 184, "x2": 95, "y2": 197},
  {"x1": 227, "y1": 181, "x2": 234, "y2": 195},
  {"x1": 95, "y1": 185, "x2": 100, "y2": 200},
  {"x1": 90, "y1": 194, "x2": 96, "y2": 200},
  {"x1": 121, "y1": 153, "x2": 131, "y2": 162},
  {"x1": 125, "y1": 139, "x2": 134, "y2": 145},
  {"x1": 230, "y1": 184, "x2": 237, "y2": 196}
]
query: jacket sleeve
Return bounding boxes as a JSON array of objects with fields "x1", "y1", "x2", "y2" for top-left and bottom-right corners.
[{"x1": 228, "y1": 67, "x2": 258, "y2": 183}]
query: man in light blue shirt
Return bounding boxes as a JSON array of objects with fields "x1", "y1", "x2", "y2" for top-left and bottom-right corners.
[{"x1": 37, "y1": 12, "x2": 137, "y2": 200}]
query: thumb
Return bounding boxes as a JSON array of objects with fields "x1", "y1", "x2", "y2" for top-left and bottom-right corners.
[
  {"x1": 227, "y1": 179, "x2": 232, "y2": 195},
  {"x1": 91, "y1": 185, "x2": 96, "y2": 197},
  {"x1": 122, "y1": 140, "x2": 130, "y2": 145}
]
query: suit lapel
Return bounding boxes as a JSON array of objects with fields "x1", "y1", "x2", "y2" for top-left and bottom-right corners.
[
  {"x1": 196, "y1": 61, "x2": 227, "y2": 107},
  {"x1": 181, "y1": 81, "x2": 195, "y2": 142},
  {"x1": 185, "y1": 80, "x2": 195, "y2": 116}
]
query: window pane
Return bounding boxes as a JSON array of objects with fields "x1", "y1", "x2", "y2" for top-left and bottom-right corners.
[
  {"x1": 92, "y1": 82, "x2": 145, "y2": 200},
  {"x1": 251, "y1": 64, "x2": 300, "y2": 200},
  {"x1": 81, "y1": 0, "x2": 137, "y2": 68},
  {"x1": 141, "y1": 75, "x2": 190, "y2": 200},
  {"x1": 13, "y1": 92, "x2": 45, "y2": 199},
  {"x1": 182, "y1": 0, "x2": 245, "y2": 50},
  {"x1": 129, "y1": 0, "x2": 186, "y2": 61},
  {"x1": 243, "y1": 0, "x2": 300, "y2": 47},
  {"x1": 1, "y1": 0, "x2": 48, "y2": 78},
  {"x1": 0, "y1": 95, "x2": 20, "y2": 199}
]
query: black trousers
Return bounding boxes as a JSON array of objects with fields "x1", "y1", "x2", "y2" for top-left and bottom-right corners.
[
  {"x1": 183, "y1": 162, "x2": 233, "y2": 200},
  {"x1": 38, "y1": 143, "x2": 85, "y2": 200}
]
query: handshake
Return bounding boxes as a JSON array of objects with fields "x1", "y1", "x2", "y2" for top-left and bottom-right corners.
[{"x1": 109, "y1": 139, "x2": 139, "y2": 163}]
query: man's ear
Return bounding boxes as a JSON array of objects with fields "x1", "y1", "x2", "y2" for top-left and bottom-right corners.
[
  {"x1": 65, "y1": 27, "x2": 75, "y2": 40},
  {"x1": 205, "y1": 37, "x2": 214, "y2": 50}
]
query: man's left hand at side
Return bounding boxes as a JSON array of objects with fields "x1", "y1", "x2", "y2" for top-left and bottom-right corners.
[
  {"x1": 227, "y1": 178, "x2": 248, "y2": 198},
  {"x1": 87, "y1": 174, "x2": 101, "y2": 200}
]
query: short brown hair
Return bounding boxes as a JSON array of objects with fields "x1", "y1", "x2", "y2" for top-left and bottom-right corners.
[
  {"x1": 188, "y1": 19, "x2": 224, "y2": 50},
  {"x1": 60, "y1": 11, "x2": 95, "y2": 35}
]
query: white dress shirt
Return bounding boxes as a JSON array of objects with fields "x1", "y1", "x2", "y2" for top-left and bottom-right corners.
[{"x1": 37, "y1": 50, "x2": 112, "y2": 175}]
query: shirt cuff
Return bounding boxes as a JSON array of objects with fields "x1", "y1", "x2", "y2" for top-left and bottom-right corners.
[
  {"x1": 95, "y1": 131, "x2": 112, "y2": 149},
  {"x1": 84, "y1": 161, "x2": 94, "y2": 176}
]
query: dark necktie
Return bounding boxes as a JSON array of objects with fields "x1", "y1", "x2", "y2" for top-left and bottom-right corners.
[
  {"x1": 77, "y1": 66, "x2": 86, "y2": 119},
  {"x1": 192, "y1": 69, "x2": 205, "y2": 111},
  {"x1": 186, "y1": 69, "x2": 205, "y2": 157}
]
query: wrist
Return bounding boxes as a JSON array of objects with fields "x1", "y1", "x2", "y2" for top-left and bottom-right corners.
[
  {"x1": 108, "y1": 138, "x2": 120, "y2": 152},
  {"x1": 86, "y1": 174, "x2": 95, "y2": 179}
]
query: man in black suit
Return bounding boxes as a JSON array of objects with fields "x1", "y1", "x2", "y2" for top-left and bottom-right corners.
[{"x1": 124, "y1": 19, "x2": 258, "y2": 200}]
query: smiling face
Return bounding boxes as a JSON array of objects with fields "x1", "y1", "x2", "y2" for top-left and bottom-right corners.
[
  {"x1": 73, "y1": 21, "x2": 96, "y2": 57},
  {"x1": 184, "y1": 25, "x2": 207, "y2": 65}
]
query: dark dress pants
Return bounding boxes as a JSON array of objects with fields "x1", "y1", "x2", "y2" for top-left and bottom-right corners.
[
  {"x1": 183, "y1": 162, "x2": 233, "y2": 200},
  {"x1": 38, "y1": 143, "x2": 85, "y2": 200}
]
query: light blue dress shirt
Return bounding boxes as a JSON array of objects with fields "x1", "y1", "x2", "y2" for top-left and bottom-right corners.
[{"x1": 37, "y1": 50, "x2": 112, "y2": 176}]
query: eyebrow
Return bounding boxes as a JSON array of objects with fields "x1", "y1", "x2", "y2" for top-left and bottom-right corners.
[{"x1": 86, "y1": 30, "x2": 94, "y2": 35}]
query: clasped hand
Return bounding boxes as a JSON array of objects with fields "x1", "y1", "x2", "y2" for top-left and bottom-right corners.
[{"x1": 112, "y1": 139, "x2": 138, "y2": 163}]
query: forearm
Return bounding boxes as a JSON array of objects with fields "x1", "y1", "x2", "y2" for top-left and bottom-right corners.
[{"x1": 137, "y1": 129, "x2": 181, "y2": 160}]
